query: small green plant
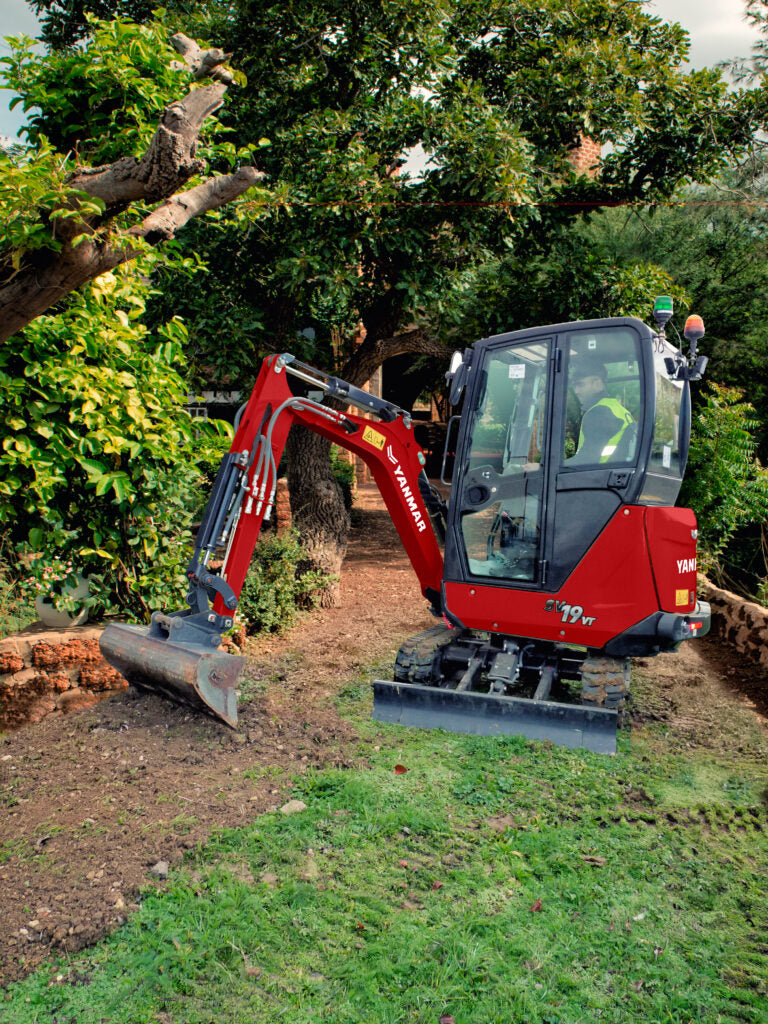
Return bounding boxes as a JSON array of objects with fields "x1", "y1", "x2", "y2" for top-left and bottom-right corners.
[
  {"x1": 0, "y1": 544, "x2": 36, "y2": 638},
  {"x1": 237, "y1": 531, "x2": 330, "y2": 635},
  {"x1": 329, "y1": 445, "x2": 356, "y2": 511}
]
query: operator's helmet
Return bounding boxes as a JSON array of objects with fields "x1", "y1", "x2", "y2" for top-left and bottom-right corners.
[{"x1": 570, "y1": 354, "x2": 607, "y2": 383}]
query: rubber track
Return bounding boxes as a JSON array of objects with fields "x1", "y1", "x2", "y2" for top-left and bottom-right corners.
[
  {"x1": 393, "y1": 624, "x2": 455, "y2": 685},
  {"x1": 580, "y1": 655, "x2": 630, "y2": 709}
]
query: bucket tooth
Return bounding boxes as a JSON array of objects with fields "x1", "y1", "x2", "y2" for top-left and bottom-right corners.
[
  {"x1": 99, "y1": 623, "x2": 244, "y2": 728},
  {"x1": 372, "y1": 680, "x2": 618, "y2": 754}
]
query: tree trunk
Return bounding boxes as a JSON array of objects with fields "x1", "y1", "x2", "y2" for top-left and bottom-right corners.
[{"x1": 286, "y1": 427, "x2": 350, "y2": 608}]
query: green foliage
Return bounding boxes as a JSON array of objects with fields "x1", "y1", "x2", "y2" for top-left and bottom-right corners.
[
  {"x1": 456, "y1": 231, "x2": 687, "y2": 340},
  {"x1": 237, "y1": 531, "x2": 329, "y2": 635},
  {"x1": 0, "y1": 22, "x2": 182, "y2": 277},
  {"x1": 0, "y1": 261, "x2": 201, "y2": 620},
  {"x1": 589, "y1": 169, "x2": 768, "y2": 458},
  {"x1": 0, "y1": 543, "x2": 37, "y2": 638},
  {"x1": 329, "y1": 445, "x2": 356, "y2": 511},
  {"x1": 0, "y1": 141, "x2": 107, "y2": 273},
  {"x1": 183, "y1": 417, "x2": 234, "y2": 519},
  {"x1": 28, "y1": 0, "x2": 157, "y2": 49},
  {"x1": 680, "y1": 383, "x2": 768, "y2": 581},
  {"x1": 157, "y1": 0, "x2": 753, "y2": 381},
  {"x1": 3, "y1": 19, "x2": 196, "y2": 165},
  {"x1": 0, "y1": 18, "x2": 258, "y2": 291}
]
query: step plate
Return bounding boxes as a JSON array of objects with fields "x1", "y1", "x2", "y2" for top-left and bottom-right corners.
[{"x1": 372, "y1": 680, "x2": 618, "y2": 754}]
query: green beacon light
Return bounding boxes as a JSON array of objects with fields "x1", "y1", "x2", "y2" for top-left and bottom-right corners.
[{"x1": 653, "y1": 295, "x2": 674, "y2": 330}]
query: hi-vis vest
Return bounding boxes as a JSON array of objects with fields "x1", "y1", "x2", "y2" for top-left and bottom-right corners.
[{"x1": 578, "y1": 397, "x2": 633, "y2": 462}]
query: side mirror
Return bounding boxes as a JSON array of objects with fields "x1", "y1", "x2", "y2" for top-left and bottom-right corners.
[
  {"x1": 446, "y1": 349, "x2": 472, "y2": 406},
  {"x1": 447, "y1": 350, "x2": 464, "y2": 377}
]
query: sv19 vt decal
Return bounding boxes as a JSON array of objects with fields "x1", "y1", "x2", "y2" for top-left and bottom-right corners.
[{"x1": 544, "y1": 599, "x2": 596, "y2": 627}]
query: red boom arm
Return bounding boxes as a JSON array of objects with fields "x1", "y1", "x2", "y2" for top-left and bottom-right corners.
[{"x1": 206, "y1": 355, "x2": 445, "y2": 615}]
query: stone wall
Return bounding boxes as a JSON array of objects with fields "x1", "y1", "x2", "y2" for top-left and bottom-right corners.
[
  {"x1": 699, "y1": 576, "x2": 768, "y2": 670},
  {"x1": 0, "y1": 626, "x2": 128, "y2": 731}
]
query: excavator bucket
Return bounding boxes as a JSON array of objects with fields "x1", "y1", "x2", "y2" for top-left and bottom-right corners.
[
  {"x1": 99, "y1": 623, "x2": 244, "y2": 728},
  {"x1": 372, "y1": 681, "x2": 619, "y2": 754}
]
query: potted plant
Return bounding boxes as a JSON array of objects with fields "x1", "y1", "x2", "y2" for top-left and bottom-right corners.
[{"x1": 23, "y1": 556, "x2": 90, "y2": 628}]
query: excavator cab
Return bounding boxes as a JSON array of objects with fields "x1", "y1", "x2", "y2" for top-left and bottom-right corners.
[
  {"x1": 374, "y1": 314, "x2": 710, "y2": 752},
  {"x1": 446, "y1": 317, "x2": 688, "y2": 595}
]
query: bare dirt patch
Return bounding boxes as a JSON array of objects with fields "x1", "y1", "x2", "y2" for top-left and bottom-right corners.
[
  {"x1": 631, "y1": 635, "x2": 768, "y2": 757},
  {"x1": 0, "y1": 486, "x2": 766, "y2": 987}
]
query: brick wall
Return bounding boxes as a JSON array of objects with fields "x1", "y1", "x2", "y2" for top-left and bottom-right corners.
[{"x1": 568, "y1": 134, "x2": 601, "y2": 178}]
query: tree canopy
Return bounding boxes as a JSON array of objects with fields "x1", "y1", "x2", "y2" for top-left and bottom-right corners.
[
  {"x1": 5, "y1": 0, "x2": 768, "y2": 609},
  {"x1": 159, "y1": 0, "x2": 760, "y2": 385}
]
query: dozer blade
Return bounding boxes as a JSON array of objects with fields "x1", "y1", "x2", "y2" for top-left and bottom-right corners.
[
  {"x1": 99, "y1": 623, "x2": 244, "y2": 728},
  {"x1": 372, "y1": 681, "x2": 619, "y2": 754}
]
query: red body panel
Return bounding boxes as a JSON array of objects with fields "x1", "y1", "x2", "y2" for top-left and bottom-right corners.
[
  {"x1": 444, "y1": 505, "x2": 699, "y2": 648},
  {"x1": 644, "y1": 506, "x2": 698, "y2": 614}
]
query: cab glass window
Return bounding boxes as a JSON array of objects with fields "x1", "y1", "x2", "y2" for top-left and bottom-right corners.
[
  {"x1": 639, "y1": 343, "x2": 686, "y2": 503},
  {"x1": 563, "y1": 328, "x2": 643, "y2": 467}
]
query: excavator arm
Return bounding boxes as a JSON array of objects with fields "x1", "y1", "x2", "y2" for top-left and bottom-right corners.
[{"x1": 99, "y1": 353, "x2": 445, "y2": 726}]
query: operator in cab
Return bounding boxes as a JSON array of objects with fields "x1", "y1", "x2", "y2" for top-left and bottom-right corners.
[{"x1": 568, "y1": 355, "x2": 633, "y2": 465}]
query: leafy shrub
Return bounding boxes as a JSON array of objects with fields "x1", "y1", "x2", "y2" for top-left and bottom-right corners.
[
  {"x1": 184, "y1": 420, "x2": 235, "y2": 521},
  {"x1": 680, "y1": 382, "x2": 768, "y2": 590},
  {"x1": 0, "y1": 263, "x2": 202, "y2": 621},
  {"x1": 237, "y1": 531, "x2": 330, "y2": 635}
]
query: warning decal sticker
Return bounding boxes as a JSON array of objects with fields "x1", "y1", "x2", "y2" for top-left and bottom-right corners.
[
  {"x1": 675, "y1": 589, "x2": 689, "y2": 606},
  {"x1": 362, "y1": 425, "x2": 386, "y2": 450}
]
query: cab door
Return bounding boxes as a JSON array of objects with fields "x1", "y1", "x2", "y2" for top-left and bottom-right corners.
[
  {"x1": 545, "y1": 320, "x2": 651, "y2": 591},
  {"x1": 445, "y1": 335, "x2": 554, "y2": 588}
]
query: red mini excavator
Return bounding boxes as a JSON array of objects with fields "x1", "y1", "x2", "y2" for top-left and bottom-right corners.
[{"x1": 100, "y1": 299, "x2": 711, "y2": 753}]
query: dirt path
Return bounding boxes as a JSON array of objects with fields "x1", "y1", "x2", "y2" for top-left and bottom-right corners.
[{"x1": 0, "y1": 487, "x2": 766, "y2": 987}]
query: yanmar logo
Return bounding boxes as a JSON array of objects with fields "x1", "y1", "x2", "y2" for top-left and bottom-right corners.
[
  {"x1": 677, "y1": 558, "x2": 697, "y2": 573},
  {"x1": 386, "y1": 445, "x2": 427, "y2": 533}
]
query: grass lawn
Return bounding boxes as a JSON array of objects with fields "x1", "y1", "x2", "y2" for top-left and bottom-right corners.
[{"x1": 4, "y1": 671, "x2": 768, "y2": 1024}]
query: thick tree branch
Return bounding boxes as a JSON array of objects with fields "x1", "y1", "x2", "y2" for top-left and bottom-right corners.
[
  {"x1": 0, "y1": 169, "x2": 262, "y2": 344},
  {"x1": 341, "y1": 327, "x2": 449, "y2": 388},
  {"x1": 68, "y1": 82, "x2": 227, "y2": 207},
  {"x1": 170, "y1": 33, "x2": 234, "y2": 85},
  {"x1": 0, "y1": 34, "x2": 262, "y2": 343},
  {"x1": 132, "y1": 167, "x2": 264, "y2": 243}
]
